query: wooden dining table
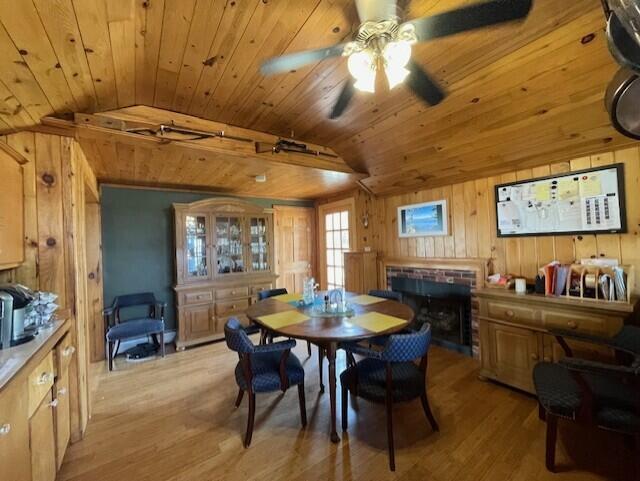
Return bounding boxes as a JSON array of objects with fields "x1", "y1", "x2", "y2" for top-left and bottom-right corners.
[{"x1": 245, "y1": 291, "x2": 414, "y2": 443}]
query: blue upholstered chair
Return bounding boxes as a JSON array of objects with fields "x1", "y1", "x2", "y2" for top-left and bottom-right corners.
[
  {"x1": 224, "y1": 317, "x2": 307, "y2": 447},
  {"x1": 340, "y1": 323, "x2": 439, "y2": 471},
  {"x1": 533, "y1": 326, "x2": 640, "y2": 473},
  {"x1": 258, "y1": 288, "x2": 312, "y2": 357},
  {"x1": 103, "y1": 292, "x2": 166, "y2": 371}
]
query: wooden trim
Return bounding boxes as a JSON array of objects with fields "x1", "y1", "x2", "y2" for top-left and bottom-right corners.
[
  {"x1": 0, "y1": 141, "x2": 29, "y2": 164},
  {"x1": 380, "y1": 256, "x2": 489, "y2": 290},
  {"x1": 317, "y1": 198, "x2": 357, "y2": 290}
]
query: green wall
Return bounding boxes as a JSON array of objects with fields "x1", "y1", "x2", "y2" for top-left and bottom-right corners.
[{"x1": 100, "y1": 186, "x2": 312, "y2": 331}]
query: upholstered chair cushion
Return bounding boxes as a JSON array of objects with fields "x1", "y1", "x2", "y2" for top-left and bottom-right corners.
[{"x1": 106, "y1": 319, "x2": 165, "y2": 341}]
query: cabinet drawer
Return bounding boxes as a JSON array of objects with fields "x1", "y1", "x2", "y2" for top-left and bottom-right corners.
[
  {"x1": 487, "y1": 301, "x2": 537, "y2": 324},
  {"x1": 0, "y1": 381, "x2": 31, "y2": 481},
  {"x1": 251, "y1": 284, "x2": 272, "y2": 296},
  {"x1": 541, "y1": 310, "x2": 616, "y2": 336},
  {"x1": 55, "y1": 334, "x2": 75, "y2": 376},
  {"x1": 28, "y1": 352, "x2": 55, "y2": 418},
  {"x1": 215, "y1": 299, "x2": 249, "y2": 317},
  {"x1": 183, "y1": 290, "x2": 214, "y2": 305},
  {"x1": 216, "y1": 287, "x2": 249, "y2": 300}
]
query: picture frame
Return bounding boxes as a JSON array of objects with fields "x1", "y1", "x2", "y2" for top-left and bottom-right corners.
[{"x1": 397, "y1": 200, "x2": 448, "y2": 238}]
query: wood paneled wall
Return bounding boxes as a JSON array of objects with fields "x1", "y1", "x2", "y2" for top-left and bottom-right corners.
[
  {"x1": 348, "y1": 146, "x2": 640, "y2": 294},
  {"x1": 0, "y1": 131, "x2": 102, "y2": 441}
]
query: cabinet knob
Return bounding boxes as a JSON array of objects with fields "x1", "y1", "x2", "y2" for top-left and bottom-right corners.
[
  {"x1": 543, "y1": 356, "x2": 551, "y2": 362},
  {"x1": 531, "y1": 353, "x2": 539, "y2": 361},
  {"x1": 49, "y1": 399, "x2": 59, "y2": 408},
  {"x1": 37, "y1": 372, "x2": 54, "y2": 385},
  {"x1": 231, "y1": 291, "x2": 236, "y2": 295},
  {"x1": 63, "y1": 346, "x2": 76, "y2": 357},
  {"x1": 505, "y1": 310, "x2": 515, "y2": 318},
  {"x1": 567, "y1": 321, "x2": 578, "y2": 329},
  {"x1": 58, "y1": 387, "x2": 68, "y2": 396},
  {"x1": 0, "y1": 423, "x2": 10, "y2": 436},
  {"x1": 231, "y1": 305, "x2": 237, "y2": 309}
]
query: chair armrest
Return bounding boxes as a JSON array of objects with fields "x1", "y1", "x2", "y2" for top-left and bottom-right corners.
[
  {"x1": 340, "y1": 342, "x2": 383, "y2": 359},
  {"x1": 560, "y1": 357, "x2": 639, "y2": 379},
  {"x1": 102, "y1": 306, "x2": 115, "y2": 316},
  {"x1": 154, "y1": 301, "x2": 167, "y2": 319},
  {"x1": 253, "y1": 339, "x2": 296, "y2": 354}
]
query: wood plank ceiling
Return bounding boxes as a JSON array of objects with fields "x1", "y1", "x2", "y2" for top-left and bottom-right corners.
[{"x1": 0, "y1": 0, "x2": 635, "y2": 196}]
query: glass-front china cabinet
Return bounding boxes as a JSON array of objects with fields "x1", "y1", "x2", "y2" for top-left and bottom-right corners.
[{"x1": 173, "y1": 199, "x2": 276, "y2": 350}]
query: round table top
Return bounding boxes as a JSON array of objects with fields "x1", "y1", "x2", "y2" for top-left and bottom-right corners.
[{"x1": 245, "y1": 292, "x2": 414, "y2": 344}]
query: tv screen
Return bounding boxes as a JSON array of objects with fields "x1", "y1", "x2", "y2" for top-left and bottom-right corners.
[{"x1": 495, "y1": 164, "x2": 627, "y2": 237}]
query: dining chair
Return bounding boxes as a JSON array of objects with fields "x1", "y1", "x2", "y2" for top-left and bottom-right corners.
[
  {"x1": 340, "y1": 323, "x2": 439, "y2": 471},
  {"x1": 224, "y1": 317, "x2": 307, "y2": 447},
  {"x1": 533, "y1": 325, "x2": 640, "y2": 474},
  {"x1": 102, "y1": 292, "x2": 166, "y2": 371},
  {"x1": 258, "y1": 288, "x2": 312, "y2": 357}
]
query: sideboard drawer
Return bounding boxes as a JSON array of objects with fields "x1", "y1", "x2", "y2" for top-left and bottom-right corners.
[
  {"x1": 251, "y1": 284, "x2": 272, "y2": 296},
  {"x1": 215, "y1": 299, "x2": 249, "y2": 317},
  {"x1": 487, "y1": 301, "x2": 537, "y2": 324},
  {"x1": 216, "y1": 287, "x2": 249, "y2": 300},
  {"x1": 28, "y1": 352, "x2": 54, "y2": 418},
  {"x1": 541, "y1": 310, "x2": 619, "y2": 336},
  {"x1": 55, "y1": 334, "x2": 75, "y2": 376},
  {"x1": 183, "y1": 290, "x2": 214, "y2": 305}
]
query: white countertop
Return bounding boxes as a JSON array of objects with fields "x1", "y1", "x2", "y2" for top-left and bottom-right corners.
[{"x1": 0, "y1": 319, "x2": 68, "y2": 391}]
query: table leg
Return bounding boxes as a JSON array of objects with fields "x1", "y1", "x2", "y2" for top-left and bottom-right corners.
[{"x1": 327, "y1": 342, "x2": 340, "y2": 443}]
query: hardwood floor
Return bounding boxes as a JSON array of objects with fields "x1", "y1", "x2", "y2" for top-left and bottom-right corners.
[{"x1": 58, "y1": 339, "x2": 635, "y2": 481}]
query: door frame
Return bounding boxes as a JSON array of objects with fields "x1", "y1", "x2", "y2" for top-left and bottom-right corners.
[
  {"x1": 317, "y1": 198, "x2": 357, "y2": 290},
  {"x1": 273, "y1": 205, "x2": 317, "y2": 290}
]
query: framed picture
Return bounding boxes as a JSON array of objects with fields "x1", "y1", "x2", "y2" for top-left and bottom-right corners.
[{"x1": 397, "y1": 200, "x2": 448, "y2": 237}]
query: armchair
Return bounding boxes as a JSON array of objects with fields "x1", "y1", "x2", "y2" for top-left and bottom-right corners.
[
  {"x1": 533, "y1": 325, "x2": 640, "y2": 473},
  {"x1": 224, "y1": 317, "x2": 307, "y2": 447},
  {"x1": 103, "y1": 292, "x2": 166, "y2": 371}
]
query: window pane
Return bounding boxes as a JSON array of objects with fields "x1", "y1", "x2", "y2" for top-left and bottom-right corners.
[
  {"x1": 341, "y1": 211, "x2": 349, "y2": 230},
  {"x1": 327, "y1": 249, "x2": 335, "y2": 266},
  {"x1": 336, "y1": 267, "x2": 344, "y2": 286},
  {"x1": 332, "y1": 212, "x2": 341, "y2": 230},
  {"x1": 341, "y1": 230, "x2": 349, "y2": 249},
  {"x1": 335, "y1": 250, "x2": 344, "y2": 267},
  {"x1": 333, "y1": 231, "x2": 341, "y2": 249},
  {"x1": 327, "y1": 267, "x2": 335, "y2": 285},
  {"x1": 326, "y1": 231, "x2": 334, "y2": 249},
  {"x1": 326, "y1": 213, "x2": 333, "y2": 231}
]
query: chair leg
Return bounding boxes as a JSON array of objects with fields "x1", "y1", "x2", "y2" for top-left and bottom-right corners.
[
  {"x1": 108, "y1": 341, "x2": 114, "y2": 371},
  {"x1": 385, "y1": 385, "x2": 395, "y2": 471},
  {"x1": 420, "y1": 392, "x2": 439, "y2": 432},
  {"x1": 318, "y1": 347, "x2": 324, "y2": 393},
  {"x1": 545, "y1": 414, "x2": 558, "y2": 472},
  {"x1": 234, "y1": 389, "x2": 244, "y2": 407},
  {"x1": 244, "y1": 392, "x2": 256, "y2": 448},
  {"x1": 307, "y1": 341, "x2": 311, "y2": 357},
  {"x1": 160, "y1": 331, "x2": 165, "y2": 358},
  {"x1": 341, "y1": 383, "x2": 348, "y2": 431},
  {"x1": 298, "y1": 383, "x2": 307, "y2": 427}
]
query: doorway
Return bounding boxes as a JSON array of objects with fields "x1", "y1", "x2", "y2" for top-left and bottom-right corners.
[{"x1": 318, "y1": 199, "x2": 356, "y2": 290}]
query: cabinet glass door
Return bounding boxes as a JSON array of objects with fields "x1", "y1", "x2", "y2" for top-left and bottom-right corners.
[
  {"x1": 249, "y1": 217, "x2": 269, "y2": 272},
  {"x1": 185, "y1": 215, "x2": 208, "y2": 279},
  {"x1": 216, "y1": 216, "x2": 245, "y2": 275}
]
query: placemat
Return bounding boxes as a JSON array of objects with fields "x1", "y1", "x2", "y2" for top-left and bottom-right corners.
[
  {"x1": 257, "y1": 310, "x2": 310, "y2": 329},
  {"x1": 348, "y1": 312, "x2": 407, "y2": 333},
  {"x1": 350, "y1": 294, "x2": 387, "y2": 306},
  {"x1": 272, "y1": 293, "x2": 304, "y2": 303}
]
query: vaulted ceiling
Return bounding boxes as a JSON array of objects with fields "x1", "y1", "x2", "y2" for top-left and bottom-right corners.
[{"x1": 0, "y1": 0, "x2": 635, "y2": 196}]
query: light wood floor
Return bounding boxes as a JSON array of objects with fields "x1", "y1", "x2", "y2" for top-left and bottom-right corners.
[{"x1": 59, "y1": 339, "x2": 635, "y2": 481}]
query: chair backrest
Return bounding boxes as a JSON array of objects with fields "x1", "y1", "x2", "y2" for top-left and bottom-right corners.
[
  {"x1": 258, "y1": 288, "x2": 288, "y2": 301},
  {"x1": 369, "y1": 289, "x2": 402, "y2": 303},
  {"x1": 111, "y1": 292, "x2": 157, "y2": 324},
  {"x1": 224, "y1": 317, "x2": 255, "y2": 354},
  {"x1": 382, "y1": 323, "x2": 432, "y2": 363}
]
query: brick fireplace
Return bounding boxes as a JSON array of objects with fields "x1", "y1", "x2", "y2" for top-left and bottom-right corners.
[{"x1": 382, "y1": 258, "x2": 488, "y2": 358}]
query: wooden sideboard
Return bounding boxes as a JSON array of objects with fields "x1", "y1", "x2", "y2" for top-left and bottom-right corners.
[
  {"x1": 173, "y1": 198, "x2": 277, "y2": 350},
  {"x1": 344, "y1": 251, "x2": 378, "y2": 295},
  {"x1": 475, "y1": 288, "x2": 639, "y2": 393}
]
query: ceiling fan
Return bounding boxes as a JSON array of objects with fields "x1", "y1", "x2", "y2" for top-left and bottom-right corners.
[{"x1": 261, "y1": 0, "x2": 533, "y2": 119}]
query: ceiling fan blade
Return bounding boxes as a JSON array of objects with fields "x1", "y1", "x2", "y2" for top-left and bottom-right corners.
[
  {"x1": 261, "y1": 43, "x2": 348, "y2": 75},
  {"x1": 355, "y1": 0, "x2": 397, "y2": 22},
  {"x1": 406, "y1": 61, "x2": 446, "y2": 106},
  {"x1": 329, "y1": 81, "x2": 356, "y2": 119},
  {"x1": 405, "y1": 0, "x2": 533, "y2": 43}
]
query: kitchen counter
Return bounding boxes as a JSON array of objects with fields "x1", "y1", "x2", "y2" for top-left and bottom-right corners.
[{"x1": 0, "y1": 318, "x2": 70, "y2": 392}]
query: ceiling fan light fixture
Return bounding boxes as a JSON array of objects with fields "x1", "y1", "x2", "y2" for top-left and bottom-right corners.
[
  {"x1": 382, "y1": 40, "x2": 412, "y2": 88},
  {"x1": 348, "y1": 49, "x2": 377, "y2": 92},
  {"x1": 385, "y1": 64, "x2": 410, "y2": 89}
]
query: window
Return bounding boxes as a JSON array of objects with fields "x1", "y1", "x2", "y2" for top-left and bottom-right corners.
[{"x1": 325, "y1": 210, "x2": 349, "y2": 290}]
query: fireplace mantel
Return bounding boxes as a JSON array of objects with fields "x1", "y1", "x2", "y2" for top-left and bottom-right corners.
[{"x1": 379, "y1": 256, "x2": 490, "y2": 289}]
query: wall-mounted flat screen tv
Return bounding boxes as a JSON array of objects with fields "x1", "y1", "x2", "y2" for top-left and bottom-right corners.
[{"x1": 495, "y1": 163, "x2": 627, "y2": 237}]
